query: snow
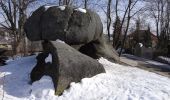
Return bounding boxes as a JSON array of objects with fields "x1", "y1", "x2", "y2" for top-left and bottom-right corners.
[
  {"x1": 157, "y1": 56, "x2": 170, "y2": 65},
  {"x1": 45, "y1": 53, "x2": 52, "y2": 63},
  {"x1": 75, "y1": 8, "x2": 87, "y2": 13},
  {"x1": 44, "y1": 5, "x2": 66, "y2": 11},
  {"x1": 123, "y1": 54, "x2": 170, "y2": 70},
  {"x1": 45, "y1": 6, "x2": 89, "y2": 12},
  {"x1": 1, "y1": 56, "x2": 170, "y2": 100},
  {"x1": 139, "y1": 43, "x2": 143, "y2": 47},
  {"x1": 56, "y1": 39, "x2": 65, "y2": 44},
  {"x1": 58, "y1": 6, "x2": 66, "y2": 11},
  {"x1": 30, "y1": 76, "x2": 55, "y2": 100},
  {"x1": 158, "y1": 56, "x2": 170, "y2": 62},
  {"x1": 44, "y1": 6, "x2": 53, "y2": 11}
]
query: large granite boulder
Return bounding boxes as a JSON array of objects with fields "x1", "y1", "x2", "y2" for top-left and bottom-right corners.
[
  {"x1": 25, "y1": 5, "x2": 120, "y2": 62},
  {"x1": 78, "y1": 36, "x2": 120, "y2": 61},
  {"x1": 30, "y1": 40, "x2": 105, "y2": 95},
  {"x1": 24, "y1": 6, "x2": 46, "y2": 40},
  {"x1": 24, "y1": 6, "x2": 102, "y2": 44}
]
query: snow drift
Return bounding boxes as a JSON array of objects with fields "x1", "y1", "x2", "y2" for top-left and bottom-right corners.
[{"x1": 0, "y1": 56, "x2": 170, "y2": 100}]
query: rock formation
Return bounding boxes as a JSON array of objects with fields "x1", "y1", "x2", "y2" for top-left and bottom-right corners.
[
  {"x1": 31, "y1": 40, "x2": 105, "y2": 95},
  {"x1": 25, "y1": 5, "x2": 120, "y2": 95},
  {"x1": 24, "y1": 5, "x2": 119, "y2": 62}
]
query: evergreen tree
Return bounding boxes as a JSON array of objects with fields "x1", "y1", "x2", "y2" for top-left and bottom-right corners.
[
  {"x1": 112, "y1": 16, "x2": 121, "y2": 48},
  {"x1": 145, "y1": 25, "x2": 152, "y2": 47}
]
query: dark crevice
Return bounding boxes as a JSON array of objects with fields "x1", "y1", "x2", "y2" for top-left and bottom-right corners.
[
  {"x1": 79, "y1": 41, "x2": 99, "y2": 59},
  {"x1": 64, "y1": 9, "x2": 75, "y2": 43}
]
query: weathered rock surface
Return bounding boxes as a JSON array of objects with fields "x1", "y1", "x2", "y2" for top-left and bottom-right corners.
[
  {"x1": 24, "y1": 6, "x2": 46, "y2": 40},
  {"x1": 28, "y1": 6, "x2": 119, "y2": 93},
  {"x1": 25, "y1": 5, "x2": 120, "y2": 62},
  {"x1": 30, "y1": 40, "x2": 105, "y2": 95},
  {"x1": 24, "y1": 6, "x2": 103, "y2": 44},
  {"x1": 78, "y1": 36, "x2": 120, "y2": 61}
]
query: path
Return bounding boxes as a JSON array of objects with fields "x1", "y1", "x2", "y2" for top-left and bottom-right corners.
[{"x1": 120, "y1": 54, "x2": 170, "y2": 78}]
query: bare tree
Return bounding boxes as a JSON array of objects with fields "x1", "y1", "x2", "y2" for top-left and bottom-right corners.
[
  {"x1": 159, "y1": 0, "x2": 170, "y2": 48},
  {"x1": 84, "y1": 0, "x2": 89, "y2": 9},
  {"x1": 148, "y1": 0, "x2": 165, "y2": 41},
  {"x1": 119, "y1": 0, "x2": 132, "y2": 56},
  {"x1": 0, "y1": 0, "x2": 37, "y2": 55},
  {"x1": 118, "y1": 0, "x2": 141, "y2": 56},
  {"x1": 112, "y1": 16, "x2": 121, "y2": 48},
  {"x1": 59, "y1": 0, "x2": 73, "y2": 5},
  {"x1": 113, "y1": 0, "x2": 131, "y2": 49},
  {"x1": 147, "y1": 0, "x2": 170, "y2": 49},
  {"x1": 0, "y1": 0, "x2": 18, "y2": 54},
  {"x1": 112, "y1": 0, "x2": 121, "y2": 48}
]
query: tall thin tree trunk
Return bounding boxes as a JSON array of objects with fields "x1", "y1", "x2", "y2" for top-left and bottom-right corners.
[
  {"x1": 107, "y1": 0, "x2": 112, "y2": 41},
  {"x1": 114, "y1": 1, "x2": 129, "y2": 49},
  {"x1": 112, "y1": 0, "x2": 119, "y2": 48},
  {"x1": 156, "y1": 21, "x2": 160, "y2": 41},
  {"x1": 119, "y1": 0, "x2": 132, "y2": 56},
  {"x1": 18, "y1": 0, "x2": 28, "y2": 56},
  {"x1": 84, "y1": 0, "x2": 88, "y2": 9},
  {"x1": 63, "y1": 0, "x2": 71, "y2": 5}
]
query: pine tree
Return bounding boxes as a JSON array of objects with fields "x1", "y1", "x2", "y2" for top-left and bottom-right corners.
[
  {"x1": 112, "y1": 16, "x2": 121, "y2": 48},
  {"x1": 145, "y1": 25, "x2": 152, "y2": 47}
]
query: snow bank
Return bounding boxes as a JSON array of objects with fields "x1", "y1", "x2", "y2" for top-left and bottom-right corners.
[
  {"x1": 0, "y1": 56, "x2": 37, "y2": 100},
  {"x1": 1, "y1": 56, "x2": 170, "y2": 100},
  {"x1": 157, "y1": 56, "x2": 170, "y2": 65},
  {"x1": 30, "y1": 76, "x2": 56, "y2": 100},
  {"x1": 75, "y1": 8, "x2": 87, "y2": 13}
]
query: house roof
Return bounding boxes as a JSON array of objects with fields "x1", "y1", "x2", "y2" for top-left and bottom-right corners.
[
  {"x1": 128, "y1": 30, "x2": 158, "y2": 42},
  {"x1": 128, "y1": 30, "x2": 150, "y2": 37},
  {"x1": 151, "y1": 33, "x2": 158, "y2": 43}
]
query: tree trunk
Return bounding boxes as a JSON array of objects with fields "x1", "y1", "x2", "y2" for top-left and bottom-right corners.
[
  {"x1": 114, "y1": 0, "x2": 129, "y2": 49},
  {"x1": 119, "y1": 0, "x2": 132, "y2": 56},
  {"x1": 18, "y1": 0, "x2": 28, "y2": 56},
  {"x1": 84, "y1": 0, "x2": 88, "y2": 9},
  {"x1": 112, "y1": 0, "x2": 119, "y2": 48},
  {"x1": 107, "y1": 0, "x2": 112, "y2": 41}
]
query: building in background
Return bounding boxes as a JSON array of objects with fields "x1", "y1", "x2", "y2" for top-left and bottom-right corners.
[{"x1": 0, "y1": 27, "x2": 12, "y2": 50}]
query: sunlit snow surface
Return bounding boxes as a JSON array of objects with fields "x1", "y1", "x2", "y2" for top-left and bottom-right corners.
[
  {"x1": 58, "y1": 6, "x2": 66, "y2": 11},
  {"x1": 44, "y1": 5, "x2": 65, "y2": 11},
  {"x1": 0, "y1": 56, "x2": 170, "y2": 100},
  {"x1": 75, "y1": 8, "x2": 87, "y2": 13},
  {"x1": 56, "y1": 39, "x2": 65, "y2": 44},
  {"x1": 139, "y1": 43, "x2": 143, "y2": 47},
  {"x1": 158, "y1": 56, "x2": 170, "y2": 64}
]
